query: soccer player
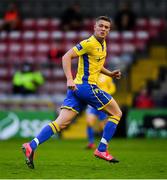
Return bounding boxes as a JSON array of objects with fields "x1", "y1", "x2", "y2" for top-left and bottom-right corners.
[
  {"x1": 22, "y1": 16, "x2": 122, "y2": 169},
  {"x1": 86, "y1": 73, "x2": 116, "y2": 149}
]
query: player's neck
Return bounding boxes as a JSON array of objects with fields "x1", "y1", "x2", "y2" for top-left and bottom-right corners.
[{"x1": 93, "y1": 35, "x2": 104, "y2": 44}]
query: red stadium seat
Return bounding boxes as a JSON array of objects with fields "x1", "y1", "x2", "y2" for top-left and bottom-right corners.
[
  {"x1": 135, "y1": 31, "x2": 149, "y2": 51},
  {"x1": 41, "y1": 80, "x2": 66, "y2": 94},
  {"x1": 0, "y1": 68, "x2": 8, "y2": 80},
  {"x1": 108, "y1": 31, "x2": 121, "y2": 43},
  {"x1": 108, "y1": 43, "x2": 121, "y2": 55},
  {"x1": 21, "y1": 43, "x2": 36, "y2": 62},
  {"x1": 42, "y1": 68, "x2": 52, "y2": 79},
  {"x1": 8, "y1": 31, "x2": 21, "y2": 43},
  {"x1": 8, "y1": 43, "x2": 22, "y2": 61},
  {"x1": 36, "y1": 31, "x2": 50, "y2": 43},
  {"x1": 122, "y1": 43, "x2": 136, "y2": 53},
  {"x1": 50, "y1": 31, "x2": 63, "y2": 41},
  {"x1": 83, "y1": 19, "x2": 94, "y2": 31},
  {"x1": 36, "y1": 19, "x2": 50, "y2": 31},
  {"x1": 135, "y1": 18, "x2": 149, "y2": 31},
  {"x1": 121, "y1": 31, "x2": 135, "y2": 43},
  {"x1": 0, "y1": 81, "x2": 12, "y2": 94},
  {"x1": 36, "y1": 43, "x2": 50, "y2": 63},
  {"x1": 0, "y1": 31, "x2": 8, "y2": 43},
  {"x1": 52, "y1": 81, "x2": 66, "y2": 93},
  {"x1": 52, "y1": 67, "x2": 65, "y2": 78},
  {"x1": 0, "y1": 43, "x2": 8, "y2": 60},
  {"x1": 36, "y1": 43, "x2": 50, "y2": 53},
  {"x1": 22, "y1": 19, "x2": 37, "y2": 30},
  {"x1": 78, "y1": 31, "x2": 91, "y2": 41},
  {"x1": 64, "y1": 42, "x2": 76, "y2": 51},
  {"x1": 49, "y1": 18, "x2": 61, "y2": 31},
  {"x1": 64, "y1": 31, "x2": 78, "y2": 43},
  {"x1": 22, "y1": 31, "x2": 36, "y2": 43},
  {"x1": 148, "y1": 18, "x2": 166, "y2": 38}
]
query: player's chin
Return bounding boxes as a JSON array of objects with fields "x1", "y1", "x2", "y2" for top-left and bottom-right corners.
[{"x1": 100, "y1": 34, "x2": 106, "y2": 38}]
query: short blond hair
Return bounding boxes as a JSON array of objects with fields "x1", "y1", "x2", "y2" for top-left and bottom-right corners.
[{"x1": 96, "y1": 16, "x2": 112, "y2": 24}]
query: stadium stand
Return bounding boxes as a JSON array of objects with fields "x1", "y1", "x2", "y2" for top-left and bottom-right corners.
[{"x1": 0, "y1": 0, "x2": 166, "y2": 112}]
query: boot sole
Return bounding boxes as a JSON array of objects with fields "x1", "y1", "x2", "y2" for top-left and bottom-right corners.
[{"x1": 95, "y1": 154, "x2": 119, "y2": 163}]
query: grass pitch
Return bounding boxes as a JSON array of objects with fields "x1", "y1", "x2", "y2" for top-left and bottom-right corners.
[{"x1": 0, "y1": 138, "x2": 167, "y2": 179}]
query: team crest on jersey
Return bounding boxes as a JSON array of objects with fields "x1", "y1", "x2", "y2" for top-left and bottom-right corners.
[{"x1": 76, "y1": 44, "x2": 83, "y2": 51}]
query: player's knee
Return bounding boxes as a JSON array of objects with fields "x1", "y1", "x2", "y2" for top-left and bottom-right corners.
[
  {"x1": 57, "y1": 121, "x2": 70, "y2": 130},
  {"x1": 87, "y1": 120, "x2": 94, "y2": 127},
  {"x1": 116, "y1": 110, "x2": 122, "y2": 119},
  {"x1": 57, "y1": 123, "x2": 65, "y2": 130},
  {"x1": 108, "y1": 110, "x2": 122, "y2": 120}
]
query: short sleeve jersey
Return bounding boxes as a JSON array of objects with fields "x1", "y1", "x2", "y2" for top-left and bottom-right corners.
[{"x1": 73, "y1": 35, "x2": 107, "y2": 85}]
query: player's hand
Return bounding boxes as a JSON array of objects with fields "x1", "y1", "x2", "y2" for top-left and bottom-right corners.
[
  {"x1": 110, "y1": 69, "x2": 121, "y2": 79},
  {"x1": 67, "y1": 79, "x2": 78, "y2": 91}
]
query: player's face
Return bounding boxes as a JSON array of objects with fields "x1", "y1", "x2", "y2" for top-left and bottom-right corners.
[{"x1": 94, "y1": 20, "x2": 111, "y2": 39}]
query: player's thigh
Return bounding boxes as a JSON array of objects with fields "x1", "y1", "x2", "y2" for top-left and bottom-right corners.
[
  {"x1": 103, "y1": 98, "x2": 122, "y2": 117},
  {"x1": 55, "y1": 109, "x2": 78, "y2": 129}
]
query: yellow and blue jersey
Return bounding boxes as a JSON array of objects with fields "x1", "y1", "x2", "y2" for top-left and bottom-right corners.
[
  {"x1": 73, "y1": 35, "x2": 107, "y2": 85},
  {"x1": 62, "y1": 36, "x2": 113, "y2": 113}
]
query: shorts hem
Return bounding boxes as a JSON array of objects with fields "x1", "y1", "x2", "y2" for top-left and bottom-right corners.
[
  {"x1": 97, "y1": 98, "x2": 113, "y2": 110},
  {"x1": 61, "y1": 106, "x2": 79, "y2": 114}
]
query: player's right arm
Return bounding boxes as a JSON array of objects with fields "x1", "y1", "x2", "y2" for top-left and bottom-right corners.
[
  {"x1": 62, "y1": 40, "x2": 90, "y2": 90},
  {"x1": 62, "y1": 48, "x2": 78, "y2": 90}
]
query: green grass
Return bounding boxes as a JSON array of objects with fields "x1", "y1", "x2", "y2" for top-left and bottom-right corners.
[{"x1": 0, "y1": 138, "x2": 167, "y2": 179}]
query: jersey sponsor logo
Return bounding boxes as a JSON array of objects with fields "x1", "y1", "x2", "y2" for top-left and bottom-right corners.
[
  {"x1": 96, "y1": 57, "x2": 101, "y2": 62},
  {"x1": 96, "y1": 56, "x2": 105, "y2": 62},
  {"x1": 76, "y1": 43, "x2": 83, "y2": 51}
]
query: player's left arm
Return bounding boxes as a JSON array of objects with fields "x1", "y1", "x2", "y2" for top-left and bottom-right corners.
[{"x1": 101, "y1": 66, "x2": 121, "y2": 79}]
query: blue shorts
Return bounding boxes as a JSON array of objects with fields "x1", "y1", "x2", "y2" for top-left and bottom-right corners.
[
  {"x1": 86, "y1": 105, "x2": 108, "y2": 121},
  {"x1": 61, "y1": 83, "x2": 112, "y2": 113}
]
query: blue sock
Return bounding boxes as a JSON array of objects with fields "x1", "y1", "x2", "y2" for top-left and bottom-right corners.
[
  {"x1": 98, "y1": 121, "x2": 117, "y2": 152},
  {"x1": 87, "y1": 126, "x2": 94, "y2": 144},
  {"x1": 30, "y1": 125, "x2": 54, "y2": 151}
]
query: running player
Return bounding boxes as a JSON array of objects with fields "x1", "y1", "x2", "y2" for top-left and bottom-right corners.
[{"x1": 22, "y1": 16, "x2": 122, "y2": 169}]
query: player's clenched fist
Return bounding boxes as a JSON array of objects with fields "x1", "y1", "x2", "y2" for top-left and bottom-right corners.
[
  {"x1": 67, "y1": 79, "x2": 78, "y2": 90},
  {"x1": 110, "y1": 69, "x2": 121, "y2": 79}
]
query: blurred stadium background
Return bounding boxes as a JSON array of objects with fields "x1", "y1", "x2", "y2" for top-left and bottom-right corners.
[{"x1": 0, "y1": 0, "x2": 167, "y2": 141}]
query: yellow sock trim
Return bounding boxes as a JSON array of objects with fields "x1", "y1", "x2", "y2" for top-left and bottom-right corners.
[
  {"x1": 49, "y1": 123, "x2": 57, "y2": 133},
  {"x1": 49, "y1": 121, "x2": 60, "y2": 133},
  {"x1": 109, "y1": 119, "x2": 119, "y2": 124},
  {"x1": 110, "y1": 115, "x2": 120, "y2": 121},
  {"x1": 52, "y1": 121, "x2": 60, "y2": 132},
  {"x1": 108, "y1": 115, "x2": 120, "y2": 125}
]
